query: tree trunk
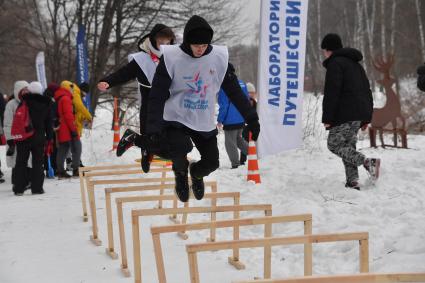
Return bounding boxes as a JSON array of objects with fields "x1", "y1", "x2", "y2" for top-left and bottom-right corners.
[{"x1": 415, "y1": 0, "x2": 425, "y2": 61}]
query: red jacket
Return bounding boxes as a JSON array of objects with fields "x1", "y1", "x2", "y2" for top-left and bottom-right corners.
[{"x1": 54, "y1": 88, "x2": 79, "y2": 143}]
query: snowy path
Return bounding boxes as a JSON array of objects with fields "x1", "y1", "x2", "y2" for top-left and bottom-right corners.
[{"x1": 1, "y1": 118, "x2": 424, "y2": 283}]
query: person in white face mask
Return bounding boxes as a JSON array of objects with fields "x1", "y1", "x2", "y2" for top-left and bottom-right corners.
[{"x1": 97, "y1": 24, "x2": 175, "y2": 172}]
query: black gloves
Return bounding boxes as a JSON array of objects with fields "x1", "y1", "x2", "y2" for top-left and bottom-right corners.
[
  {"x1": 6, "y1": 140, "x2": 15, "y2": 156},
  {"x1": 247, "y1": 119, "x2": 260, "y2": 141}
]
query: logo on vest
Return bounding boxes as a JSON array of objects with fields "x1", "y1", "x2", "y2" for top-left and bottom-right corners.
[{"x1": 183, "y1": 71, "x2": 209, "y2": 110}]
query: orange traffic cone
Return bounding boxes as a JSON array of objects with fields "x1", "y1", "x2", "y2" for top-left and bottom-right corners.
[
  {"x1": 111, "y1": 98, "x2": 120, "y2": 151},
  {"x1": 247, "y1": 132, "x2": 261, "y2": 183}
]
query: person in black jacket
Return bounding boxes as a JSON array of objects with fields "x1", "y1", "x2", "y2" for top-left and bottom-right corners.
[
  {"x1": 417, "y1": 63, "x2": 425, "y2": 91},
  {"x1": 0, "y1": 92, "x2": 6, "y2": 182},
  {"x1": 141, "y1": 15, "x2": 260, "y2": 202},
  {"x1": 97, "y1": 24, "x2": 175, "y2": 172},
  {"x1": 321, "y1": 33, "x2": 380, "y2": 190},
  {"x1": 13, "y1": 82, "x2": 53, "y2": 195}
]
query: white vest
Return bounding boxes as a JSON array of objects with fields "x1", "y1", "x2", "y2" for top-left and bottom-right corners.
[
  {"x1": 162, "y1": 45, "x2": 228, "y2": 132},
  {"x1": 128, "y1": 52, "x2": 157, "y2": 106},
  {"x1": 128, "y1": 51, "x2": 157, "y2": 84}
]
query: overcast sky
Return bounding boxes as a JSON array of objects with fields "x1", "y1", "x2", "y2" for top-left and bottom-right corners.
[{"x1": 237, "y1": 0, "x2": 261, "y2": 45}]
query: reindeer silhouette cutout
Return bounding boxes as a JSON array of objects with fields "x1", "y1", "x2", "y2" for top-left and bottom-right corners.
[{"x1": 370, "y1": 54, "x2": 407, "y2": 148}]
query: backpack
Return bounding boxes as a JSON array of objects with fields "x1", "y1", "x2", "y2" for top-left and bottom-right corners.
[{"x1": 11, "y1": 100, "x2": 34, "y2": 141}]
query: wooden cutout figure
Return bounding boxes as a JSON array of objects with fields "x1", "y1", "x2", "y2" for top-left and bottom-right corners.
[{"x1": 369, "y1": 54, "x2": 407, "y2": 148}]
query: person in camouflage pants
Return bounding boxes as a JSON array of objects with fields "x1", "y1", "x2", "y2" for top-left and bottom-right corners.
[
  {"x1": 321, "y1": 33, "x2": 380, "y2": 190},
  {"x1": 327, "y1": 121, "x2": 365, "y2": 185}
]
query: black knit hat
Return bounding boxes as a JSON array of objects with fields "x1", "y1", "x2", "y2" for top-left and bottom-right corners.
[
  {"x1": 184, "y1": 15, "x2": 213, "y2": 45},
  {"x1": 321, "y1": 33, "x2": 343, "y2": 51}
]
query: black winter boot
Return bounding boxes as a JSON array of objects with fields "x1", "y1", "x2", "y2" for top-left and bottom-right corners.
[
  {"x1": 141, "y1": 149, "x2": 152, "y2": 173},
  {"x1": 117, "y1": 129, "x2": 139, "y2": 157},
  {"x1": 189, "y1": 163, "x2": 205, "y2": 200},
  {"x1": 174, "y1": 171, "x2": 189, "y2": 202}
]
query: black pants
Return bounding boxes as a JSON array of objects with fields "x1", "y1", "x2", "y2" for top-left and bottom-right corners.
[
  {"x1": 12, "y1": 167, "x2": 30, "y2": 186},
  {"x1": 15, "y1": 135, "x2": 45, "y2": 193},
  {"x1": 164, "y1": 127, "x2": 219, "y2": 178}
]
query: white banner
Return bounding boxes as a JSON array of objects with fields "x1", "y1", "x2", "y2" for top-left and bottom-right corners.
[
  {"x1": 257, "y1": 0, "x2": 309, "y2": 158},
  {"x1": 35, "y1": 51, "x2": 47, "y2": 91}
]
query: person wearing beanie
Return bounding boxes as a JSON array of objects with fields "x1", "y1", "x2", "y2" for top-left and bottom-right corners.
[
  {"x1": 3, "y1": 81, "x2": 32, "y2": 191},
  {"x1": 320, "y1": 33, "x2": 379, "y2": 190},
  {"x1": 12, "y1": 81, "x2": 53, "y2": 195},
  {"x1": 137, "y1": 15, "x2": 260, "y2": 202},
  {"x1": 97, "y1": 23, "x2": 175, "y2": 172},
  {"x1": 43, "y1": 83, "x2": 60, "y2": 177},
  {"x1": 240, "y1": 82, "x2": 258, "y2": 165}
]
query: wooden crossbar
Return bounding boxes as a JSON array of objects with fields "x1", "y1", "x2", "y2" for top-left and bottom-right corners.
[
  {"x1": 233, "y1": 273, "x2": 425, "y2": 283},
  {"x1": 87, "y1": 175, "x2": 174, "y2": 246},
  {"x1": 150, "y1": 214, "x2": 312, "y2": 283},
  {"x1": 109, "y1": 183, "x2": 220, "y2": 277},
  {"x1": 186, "y1": 232, "x2": 369, "y2": 283},
  {"x1": 78, "y1": 162, "x2": 170, "y2": 222},
  {"x1": 132, "y1": 204, "x2": 273, "y2": 283}
]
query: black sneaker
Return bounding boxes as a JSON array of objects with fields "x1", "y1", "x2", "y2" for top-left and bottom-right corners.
[
  {"x1": 345, "y1": 181, "x2": 360, "y2": 190},
  {"x1": 32, "y1": 189, "x2": 45, "y2": 195},
  {"x1": 57, "y1": 171, "x2": 72, "y2": 180},
  {"x1": 141, "y1": 149, "x2": 152, "y2": 173},
  {"x1": 364, "y1": 158, "x2": 381, "y2": 180},
  {"x1": 14, "y1": 192, "x2": 24, "y2": 196},
  {"x1": 231, "y1": 165, "x2": 239, "y2": 169},
  {"x1": 189, "y1": 163, "x2": 205, "y2": 200},
  {"x1": 117, "y1": 129, "x2": 138, "y2": 157},
  {"x1": 174, "y1": 171, "x2": 189, "y2": 202},
  {"x1": 0, "y1": 178, "x2": 5, "y2": 184}
]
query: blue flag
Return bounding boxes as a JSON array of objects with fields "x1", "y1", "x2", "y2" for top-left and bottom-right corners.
[{"x1": 76, "y1": 25, "x2": 91, "y2": 111}]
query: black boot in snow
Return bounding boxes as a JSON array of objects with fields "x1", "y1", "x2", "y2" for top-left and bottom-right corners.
[
  {"x1": 116, "y1": 129, "x2": 139, "y2": 157},
  {"x1": 174, "y1": 171, "x2": 189, "y2": 202},
  {"x1": 345, "y1": 180, "x2": 360, "y2": 190},
  {"x1": 141, "y1": 149, "x2": 152, "y2": 173},
  {"x1": 189, "y1": 163, "x2": 205, "y2": 200}
]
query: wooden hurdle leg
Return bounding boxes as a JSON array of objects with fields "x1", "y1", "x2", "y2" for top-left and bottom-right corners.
[
  {"x1": 359, "y1": 239, "x2": 369, "y2": 273},
  {"x1": 169, "y1": 175, "x2": 179, "y2": 223},
  {"x1": 228, "y1": 195, "x2": 245, "y2": 270},
  {"x1": 88, "y1": 181, "x2": 102, "y2": 246},
  {"x1": 263, "y1": 210, "x2": 273, "y2": 278},
  {"x1": 187, "y1": 251, "x2": 200, "y2": 283},
  {"x1": 157, "y1": 169, "x2": 167, "y2": 209},
  {"x1": 177, "y1": 202, "x2": 189, "y2": 240},
  {"x1": 79, "y1": 170, "x2": 89, "y2": 222},
  {"x1": 117, "y1": 201, "x2": 131, "y2": 277},
  {"x1": 132, "y1": 214, "x2": 143, "y2": 283},
  {"x1": 105, "y1": 190, "x2": 118, "y2": 259},
  {"x1": 152, "y1": 233, "x2": 167, "y2": 283},
  {"x1": 304, "y1": 219, "x2": 313, "y2": 276},
  {"x1": 207, "y1": 183, "x2": 218, "y2": 242}
]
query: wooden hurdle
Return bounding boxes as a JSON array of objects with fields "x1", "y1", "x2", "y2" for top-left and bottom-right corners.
[
  {"x1": 233, "y1": 273, "x2": 425, "y2": 283},
  {"x1": 78, "y1": 162, "x2": 171, "y2": 222},
  {"x1": 132, "y1": 204, "x2": 273, "y2": 283},
  {"x1": 109, "y1": 187, "x2": 223, "y2": 277},
  {"x1": 79, "y1": 163, "x2": 142, "y2": 221},
  {"x1": 150, "y1": 214, "x2": 313, "y2": 283},
  {"x1": 186, "y1": 232, "x2": 369, "y2": 283},
  {"x1": 87, "y1": 175, "x2": 175, "y2": 246}
]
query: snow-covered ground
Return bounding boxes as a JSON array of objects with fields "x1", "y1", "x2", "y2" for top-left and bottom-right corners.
[{"x1": 1, "y1": 104, "x2": 424, "y2": 283}]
